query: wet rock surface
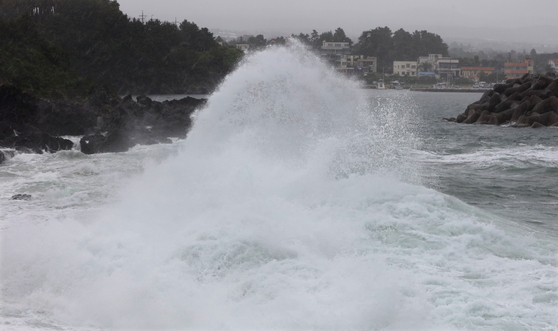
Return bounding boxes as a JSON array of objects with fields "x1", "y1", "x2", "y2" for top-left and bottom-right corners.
[
  {"x1": 0, "y1": 84, "x2": 206, "y2": 158},
  {"x1": 11, "y1": 194, "x2": 32, "y2": 201},
  {"x1": 450, "y1": 73, "x2": 558, "y2": 128}
]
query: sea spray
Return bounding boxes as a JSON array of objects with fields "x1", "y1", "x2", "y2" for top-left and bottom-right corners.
[{"x1": 1, "y1": 44, "x2": 556, "y2": 330}]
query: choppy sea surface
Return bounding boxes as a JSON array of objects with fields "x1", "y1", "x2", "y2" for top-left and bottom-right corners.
[{"x1": 1, "y1": 45, "x2": 557, "y2": 330}]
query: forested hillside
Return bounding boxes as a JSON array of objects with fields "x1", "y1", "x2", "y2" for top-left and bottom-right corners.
[
  {"x1": 353, "y1": 27, "x2": 449, "y2": 70},
  {"x1": 0, "y1": 0, "x2": 243, "y2": 96}
]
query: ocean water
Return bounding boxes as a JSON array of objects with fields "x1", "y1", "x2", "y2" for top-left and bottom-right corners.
[{"x1": 1, "y1": 45, "x2": 557, "y2": 331}]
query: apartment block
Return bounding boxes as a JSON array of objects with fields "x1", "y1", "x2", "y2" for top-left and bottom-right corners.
[
  {"x1": 393, "y1": 61, "x2": 417, "y2": 76},
  {"x1": 504, "y1": 59, "x2": 534, "y2": 79}
]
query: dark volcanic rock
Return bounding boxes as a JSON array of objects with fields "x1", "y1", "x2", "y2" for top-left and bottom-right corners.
[
  {"x1": 80, "y1": 129, "x2": 133, "y2": 154},
  {"x1": 34, "y1": 99, "x2": 98, "y2": 136},
  {"x1": 11, "y1": 194, "x2": 32, "y2": 200},
  {"x1": 78, "y1": 95, "x2": 206, "y2": 154},
  {"x1": 455, "y1": 74, "x2": 558, "y2": 128},
  {"x1": 1, "y1": 128, "x2": 74, "y2": 153},
  {"x1": 0, "y1": 85, "x2": 76, "y2": 153},
  {"x1": 0, "y1": 84, "x2": 39, "y2": 125},
  {"x1": 1, "y1": 85, "x2": 207, "y2": 156}
]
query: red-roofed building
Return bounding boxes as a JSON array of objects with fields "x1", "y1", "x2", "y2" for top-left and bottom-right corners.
[
  {"x1": 504, "y1": 59, "x2": 534, "y2": 79},
  {"x1": 460, "y1": 67, "x2": 494, "y2": 81}
]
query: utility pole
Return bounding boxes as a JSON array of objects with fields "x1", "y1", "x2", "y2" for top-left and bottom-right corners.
[{"x1": 139, "y1": 10, "x2": 146, "y2": 23}]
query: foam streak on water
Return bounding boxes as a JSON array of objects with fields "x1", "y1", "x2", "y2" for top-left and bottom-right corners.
[{"x1": 1, "y1": 45, "x2": 557, "y2": 330}]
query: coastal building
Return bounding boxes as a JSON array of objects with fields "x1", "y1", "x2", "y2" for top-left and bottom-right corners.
[
  {"x1": 330, "y1": 55, "x2": 378, "y2": 74},
  {"x1": 319, "y1": 41, "x2": 352, "y2": 73},
  {"x1": 416, "y1": 54, "x2": 460, "y2": 79},
  {"x1": 436, "y1": 57, "x2": 460, "y2": 80},
  {"x1": 504, "y1": 58, "x2": 534, "y2": 79},
  {"x1": 345, "y1": 55, "x2": 377, "y2": 73},
  {"x1": 417, "y1": 54, "x2": 442, "y2": 71},
  {"x1": 393, "y1": 61, "x2": 417, "y2": 76},
  {"x1": 460, "y1": 67, "x2": 495, "y2": 81},
  {"x1": 549, "y1": 59, "x2": 558, "y2": 72},
  {"x1": 320, "y1": 41, "x2": 351, "y2": 55},
  {"x1": 333, "y1": 57, "x2": 349, "y2": 72}
]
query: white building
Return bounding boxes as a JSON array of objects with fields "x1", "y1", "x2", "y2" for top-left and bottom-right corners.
[
  {"x1": 393, "y1": 61, "x2": 417, "y2": 76},
  {"x1": 549, "y1": 59, "x2": 558, "y2": 72},
  {"x1": 320, "y1": 41, "x2": 351, "y2": 55}
]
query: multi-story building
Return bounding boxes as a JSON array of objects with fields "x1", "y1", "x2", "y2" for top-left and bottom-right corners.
[
  {"x1": 319, "y1": 41, "x2": 352, "y2": 72},
  {"x1": 345, "y1": 55, "x2": 377, "y2": 73},
  {"x1": 460, "y1": 67, "x2": 494, "y2": 81},
  {"x1": 436, "y1": 58, "x2": 460, "y2": 80},
  {"x1": 549, "y1": 59, "x2": 558, "y2": 72},
  {"x1": 320, "y1": 41, "x2": 351, "y2": 55},
  {"x1": 418, "y1": 54, "x2": 442, "y2": 72},
  {"x1": 504, "y1": 58, "x2": 534, "y2": 79},
  {"x1": 393, "y1": 61, "x2": 417, "y2": 76}
]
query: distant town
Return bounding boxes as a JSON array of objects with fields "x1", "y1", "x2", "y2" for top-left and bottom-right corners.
[
  {"x1": 2, "y1": 0, "x2": 557, "y2": 94},
  {"x1": 219, "y1": 29, "x2": 558, "y2": 88}
]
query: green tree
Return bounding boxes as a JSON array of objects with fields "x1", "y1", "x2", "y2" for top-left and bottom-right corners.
[
  {"x1": 0, "y1": 0, "x2": 243, "y2": 95},
  {"x1": 411, "y1": 30, "x2": 448, "y2": 57},
  {"x1": 0, "y1": 15, "x2": 89, "y2": 97},
  {"x1": 247, "y1": 34, "x2": 267, "y2": 50},
  {"x1": 390, "y1": 28, "x2": 414, "y2": 60},
  {"x1": 292, "y1": 32, "x2": 310, "y2": 45},
  {"x1": 333, "y1": 27, "x2": 352, "y2": 45},
  {"x1": 354, "y1": 26, "x2": 393, "y2": 70},
  {"x1": 318, "y1": 31, "x2": 333, "y2": 45},
  {"x1": 179, "y1": 20, "x2": 217, "y2": 52}
]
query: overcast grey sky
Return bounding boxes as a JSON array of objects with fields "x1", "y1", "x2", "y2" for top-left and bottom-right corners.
[{"x1": 116, "y1": 0, "x2": 558, "y2": 45}]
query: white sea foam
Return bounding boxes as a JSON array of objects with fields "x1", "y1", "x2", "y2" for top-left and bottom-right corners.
[
  {"x1": 419, "y1": 145, "x2": 558, "y2": 169},
  {"x1": 1, "y1": 44, "x2": 556, "y2": 330}
]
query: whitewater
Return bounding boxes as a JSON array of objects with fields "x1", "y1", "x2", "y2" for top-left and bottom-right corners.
[{"x1": 1, "y1": 45, "x2": 557, "y2": 330}]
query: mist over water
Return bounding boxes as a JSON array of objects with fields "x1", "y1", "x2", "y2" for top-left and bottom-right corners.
[{"x1": 1, "y1": 45, "x2": 557, "y2": 330}]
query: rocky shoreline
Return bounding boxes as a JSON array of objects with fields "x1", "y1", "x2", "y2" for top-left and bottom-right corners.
[
  {"x1": 0, "y1": 84, "x2": 206, "y2": 164},
  {"x1": 447, "y1": 73, "x2": 558, "y2": 127}
]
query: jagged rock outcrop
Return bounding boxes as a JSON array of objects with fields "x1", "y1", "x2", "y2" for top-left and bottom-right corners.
[
  {"x1": 0, "y1": 84, "x2": 207, "y2": 159},
  {"x1": 79, "y1": 95, "x2": 205, "y2": 154},
  {"x1": 11, "y1": 194, "x2": 32, "y2": 201},
  {"x1": 450, "y1": 73, "x2": 558, "y2": 128},
  {"x1": 0, "y1": 85, "x2": 74, "y2": 155}
]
